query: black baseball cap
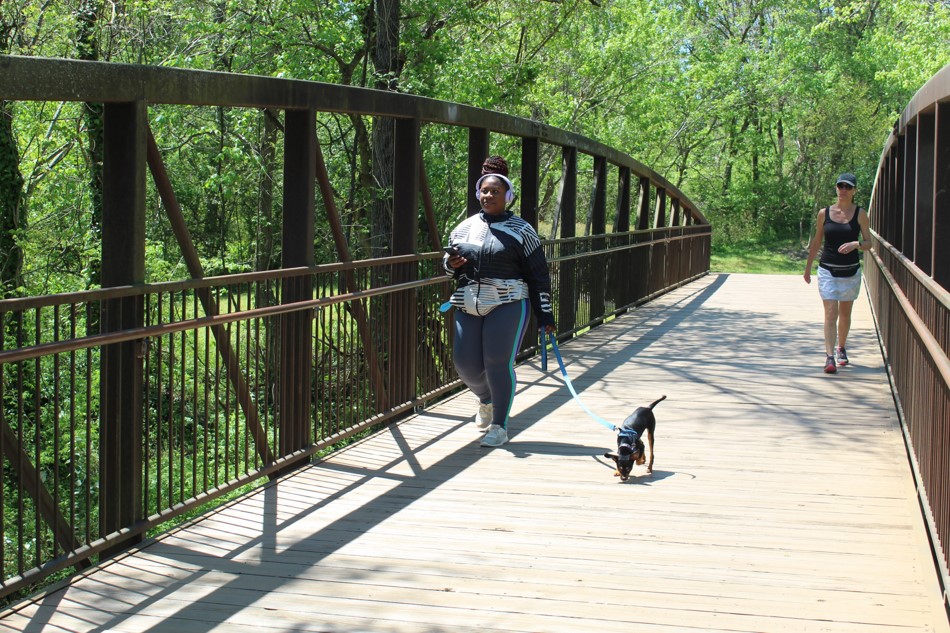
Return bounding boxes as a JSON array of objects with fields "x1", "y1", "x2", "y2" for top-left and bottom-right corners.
[{"x1": 836, "y1": 173, "x2": 857, "y2": 187}]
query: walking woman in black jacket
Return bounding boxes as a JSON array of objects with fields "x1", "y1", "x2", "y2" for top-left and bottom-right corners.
[{"x1": 443, "y1": 156, "x2": 556, "y2": 447}]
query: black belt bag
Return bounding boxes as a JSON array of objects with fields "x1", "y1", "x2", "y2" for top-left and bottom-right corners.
[{"x1": 820, "y1": 262, "x2": 859, "y2": 278}]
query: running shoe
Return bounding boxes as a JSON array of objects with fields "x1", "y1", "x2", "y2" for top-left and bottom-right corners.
[
  {"x1": 836, "y1": 346, "x2": 849, "y2": 366},
  {"x1": 824, "y1": 355, "x2": 837, "y2": 374},
  {"x1": 480, "y1": 424, "x2": 508, "y2": 447}
]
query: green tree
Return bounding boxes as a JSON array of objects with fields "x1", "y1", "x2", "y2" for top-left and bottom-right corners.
[
  {"x1": 0, "y1": 3, "x2": 28, "y2": 297},
  {"x1": 0, "y1": 103, "x2": 23, "y2": 298},
  {"x1": 371, "y1": 0, "x2": 401, "y2": 258}
]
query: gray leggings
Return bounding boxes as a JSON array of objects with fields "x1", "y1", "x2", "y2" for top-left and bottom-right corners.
[{"x1": 453, "y1": 299, "x2": 530, "y2": 429}]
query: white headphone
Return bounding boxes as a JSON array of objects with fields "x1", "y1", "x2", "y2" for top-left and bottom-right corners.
[{"x1": 475, "y1": 173, "x2": 516, "y2": 205}]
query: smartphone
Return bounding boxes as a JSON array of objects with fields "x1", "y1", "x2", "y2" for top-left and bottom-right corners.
[{"x1": 442, "y1": 246, "x2": 459, "y2": 257}]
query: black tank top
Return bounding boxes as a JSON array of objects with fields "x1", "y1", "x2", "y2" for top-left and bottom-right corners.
[{"x1": 820, "y1": 206, "x2": 861, "y2": 274}]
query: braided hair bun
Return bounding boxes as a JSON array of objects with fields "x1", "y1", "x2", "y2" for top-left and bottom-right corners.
[
  {"x1": 475, "y1": 155, "x2": 516, "y2": 205},
  {"x1": 481, "y1": 155, "x2": 509, "y2": 177}
]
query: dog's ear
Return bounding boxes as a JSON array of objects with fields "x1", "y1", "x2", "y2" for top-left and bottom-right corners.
[{"x1": 604, "y1": 451, "x2": 619, "y2": 463}]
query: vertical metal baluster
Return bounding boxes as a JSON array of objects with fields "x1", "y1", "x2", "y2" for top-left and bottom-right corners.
[
  {"x1": 68, "y1": 305, "x2": 77, "y2": 543},
  {"x1": 155, "y1": 293, "x2": 164, "y2": 512},
  {"x1": 266, "y1": 278, "x2": 275, "y2": 452},
  {"x1": 317, "y1": 274, "x2": 326, "y2": 440},
  {"x1": 202, "y1": 319, "x2": 210, "y2": 492},
  {"x1": 52, "y1": 305, "x2": 61, "y2": 558},
  {"x1": 191, "y1": 287, "x2": 199, "y2": 495},
  {"x1": 178, "y1": 289, "x2": 186, "y2": 503},
  {"x1": 178, "y1": 290, "x2": 190, "y2": 503},
  {"x1": 238, "y1": 284, "x2": 249, "y2": 474},
  {"x1": 84, "y1": 306, "x2": 93, "y2": 543},
  {"x1": 143, "y1": 294, "x2": 152, "y2": 516},
  {"x1": 253, "y1": 280, "x2": 265, "y2": 460},
  {"x1": 167, "y1": 291, "x2": 175, "y2": 505},
  {"x1": 33, "y1": 309, "x2": 42, "y2": 567},
  {"x1": 15, "y1": 312, "x2": 23, "y2": 574},
  {"x1": 214, "y1": 285, "x2": 222, "y2": 486},
  {"x1": 224, "y1": 315, "x2": 232, "y2": 481}
]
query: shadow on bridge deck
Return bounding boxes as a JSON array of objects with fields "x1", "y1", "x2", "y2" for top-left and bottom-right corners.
[{"x1": 4, "y1": 274, "x2": 948, "y2": 633}]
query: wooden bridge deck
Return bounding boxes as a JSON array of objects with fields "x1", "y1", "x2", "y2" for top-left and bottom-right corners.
[{"x1": 3, "y1": 273, "x2": 948, "y2": 633}]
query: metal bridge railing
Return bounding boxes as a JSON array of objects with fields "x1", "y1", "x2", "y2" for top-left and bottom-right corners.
[
  {"x1": 0, "y1": 55, "x2": 710, "y2": 598},
  {"x1": 866, "y1": 62, "x2": 950, "y2": 607}
]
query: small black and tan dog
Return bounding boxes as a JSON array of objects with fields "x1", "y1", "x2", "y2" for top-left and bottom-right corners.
[{"x1": 604, "y1": 395, "x2": 666, "y2": 481}]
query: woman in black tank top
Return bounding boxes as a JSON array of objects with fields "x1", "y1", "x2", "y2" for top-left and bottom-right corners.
[{"x1": 803, "y1": 173, "x2": 872, "y2": 374}]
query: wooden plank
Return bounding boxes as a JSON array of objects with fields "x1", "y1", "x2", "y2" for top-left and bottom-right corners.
[{"x1": 2, "y1": 274, "x2": 948, "y2": 633}]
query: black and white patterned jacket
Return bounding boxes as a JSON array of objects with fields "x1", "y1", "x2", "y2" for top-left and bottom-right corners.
[{"x1": 443, "y1": 211, "x2": 554, "y2": 327}]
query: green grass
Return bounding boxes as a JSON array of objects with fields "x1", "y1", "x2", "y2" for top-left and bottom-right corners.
[{"x1": 710, "y1": 238, "x2": 809, "y2": 274}]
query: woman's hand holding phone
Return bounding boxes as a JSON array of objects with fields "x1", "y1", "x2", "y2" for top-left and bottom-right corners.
[{"x1": 443, "y1": 245, "x2": 465, "y2": 269}]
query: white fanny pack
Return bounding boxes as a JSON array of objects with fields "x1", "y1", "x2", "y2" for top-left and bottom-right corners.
[{"x1": 457, "y1": 279, "x2": 529, "y2": 316}]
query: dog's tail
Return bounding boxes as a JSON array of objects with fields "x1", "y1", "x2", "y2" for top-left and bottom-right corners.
[{"x1": 648, "y1": 395, "x2": 667, "y2": 410}]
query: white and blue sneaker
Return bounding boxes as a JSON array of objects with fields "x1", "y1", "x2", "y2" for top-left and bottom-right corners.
[{"x1": 480, "y1": 425, "x2": 508, "y2": 447}]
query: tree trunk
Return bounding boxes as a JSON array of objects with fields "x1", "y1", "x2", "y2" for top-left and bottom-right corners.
[
  {"x1": 776, "y1": 116, "x2": 785, "y2": 180},
  {"x1": 722, "y1": 116, "x2": 736, "y2": 195},
  {"x1": 256, "y1": 109, "x2": 279, "y2": 272},
  {"x1": 208, "y1": 1, "x2": 232, "y2": 273},
  {"x1": 370, "y1": 0, "x2": 401, "y2": 259},
  {"x1": 77, "y1": 1, "x2": 104, "y2": 336},
  {"x1": 722, "y1": 115, "x2": 750, "y2": 195},
  {"x1": 752, "y1": 107, "x2": 761, "y2": 185},
  {"x1": 212, "y1": 105, "x2": 228, "y2": 272},
  {"x1": 675, "y1": 147, "x2": 691, "y2": 189},
  {"x1": 0, "y1": 101, "x2": 24, "y2": 298}
]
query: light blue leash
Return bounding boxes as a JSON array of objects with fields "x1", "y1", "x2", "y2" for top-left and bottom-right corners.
[{"x1": 541, "y1": 330, "x2": 617, "y2": 432}]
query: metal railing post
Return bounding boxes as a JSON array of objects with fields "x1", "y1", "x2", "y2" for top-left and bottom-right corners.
[
  {"x1": 590, "y1": 156, "x2": 607, "y2": 324},
  {"x1": 902, "y1": 124, "x2": 917, "y2": 259},
  {"x1": 611, "y1": 166, "x2": 632, "y2": 311},
  {"x1": 391, "y1": 117, "x2": 420, "y2": 406},
  {"x1": 635, "y1": 177, "x2": 652, "y2": 302},
  {"x1": 99, "y1": 100, "x2": 146, "y2": 551},
  {"x1": 614, "y1": 167, "x2": 631, "y2": 234},
  {"x1": 935, "y1": 102, "x2": 949, "y2": 289},
  {"x1": 280, "y1": 108, "x2": 316, "y2": 458},
  {"x1": 652, "y1": 189, "x2": 668, "y2": 294},
  {"x1": 915, "y1": 112, "x2": 936, "y2": 276}
]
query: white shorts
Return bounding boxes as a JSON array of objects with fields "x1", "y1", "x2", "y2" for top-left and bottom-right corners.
[{"x1": 817, "y1": 265, "x2": 861, "y2": 302}]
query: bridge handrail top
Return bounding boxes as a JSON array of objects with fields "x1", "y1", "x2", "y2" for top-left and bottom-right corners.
[{"x1": 0, "y1": 54, "x2": 706, "y2": 224}]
